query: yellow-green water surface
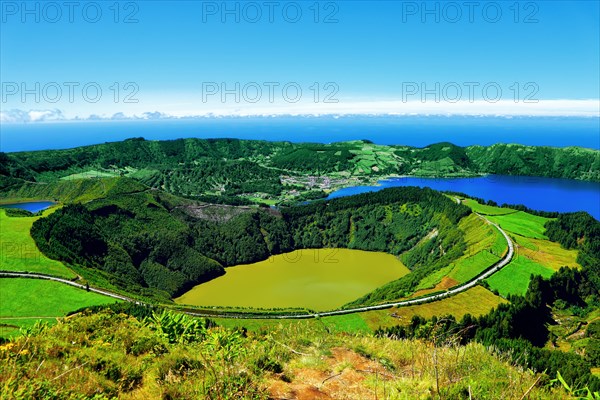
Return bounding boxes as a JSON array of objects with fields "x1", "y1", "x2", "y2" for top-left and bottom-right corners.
[{"x1": 175, "y1": 248, "x2": 410, "y2": 311}]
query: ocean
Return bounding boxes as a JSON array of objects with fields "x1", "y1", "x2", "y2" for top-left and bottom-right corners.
[{"x1": 1, "y1": 116, "x2": 599, "y2": 152}]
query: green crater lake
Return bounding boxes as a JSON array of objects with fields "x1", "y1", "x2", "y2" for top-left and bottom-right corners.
[{"x1": 175, "y1": 248, "x2": 410, "y2": 311}]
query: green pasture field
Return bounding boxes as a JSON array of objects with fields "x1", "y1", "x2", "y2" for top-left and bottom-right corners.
[
  {"x1": 448, "y1": 250, "x2": 500, "y2": 283},
  {"x1": 485, "y1": 255, "x2": 554, "y2": 297},
  {"x1": 0, "y1": 278, "x2": 118, "y2": 337},
  {"x1": 513, "y1": 234, "x2": 580, "y2": 271},
  {"x1": 487, "y1": 211, "x2": 551, "y2": 239},
  {"x1": 462, "y1": 199, "x2": 517, "y2": 216},
  {"x1": 60, "y1": 170, "x2": 120, "y2": 180},
  {"x1": 414, "y1": 213, "x2": 506, "y2": 291},
  {"x1": 0, "y1": 208, "x2": 75, "y2": 278}
]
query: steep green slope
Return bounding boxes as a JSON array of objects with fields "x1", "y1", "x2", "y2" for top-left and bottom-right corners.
[
  {"x1": 466, "y1": 143, "x2": 600, "y2": 181},
  {"x1": 0, "y1": 208, "x2": 75, "y2": 278},
  {"x1": 0, "y1": 177, "x2": 147, "y2": 203},
  {"x1": 30, "y1": 190, "x2": 226, "y2": 299},
  {"x1": 544, "y1": 211, "x2": 600, "y2": 296},
  {"x1": 28, "y1": 185, "x2": 470, "y2": 303}
]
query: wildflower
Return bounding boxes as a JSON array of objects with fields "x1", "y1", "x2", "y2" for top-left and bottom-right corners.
[{"x1": 0, "y1": 343, "x2": 16, "y2": 352}]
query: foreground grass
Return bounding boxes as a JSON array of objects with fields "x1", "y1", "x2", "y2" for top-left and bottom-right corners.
[
  {"x1": 0, "y1": 310, "x2": 565, "y2": 399},
  {"x1": 0, "y1": 279, "x2": 117, "y2": 336},
  {"x1": 0, "y1": 208, "x2": 75, "y2": 278}
]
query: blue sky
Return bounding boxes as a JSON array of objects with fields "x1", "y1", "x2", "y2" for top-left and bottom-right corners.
[{"x1": 1, "y1": 0, "x2": 599, "y2": 120}]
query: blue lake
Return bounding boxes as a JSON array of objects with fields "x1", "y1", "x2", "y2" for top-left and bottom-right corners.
[
  {"x1": 0, "y1": 201, "x2": 56, "y2": 213},
  {"x1": 327, "y1": 175, "x2": 600, "y2": 220}
]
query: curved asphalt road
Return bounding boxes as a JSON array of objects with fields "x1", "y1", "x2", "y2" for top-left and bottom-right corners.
[
  {"x1": 0, "y1": 214, "x2": 513, "y2": 320},
  {"x1": 0, "y1": 271, "x2": 135, "y2": 302}
]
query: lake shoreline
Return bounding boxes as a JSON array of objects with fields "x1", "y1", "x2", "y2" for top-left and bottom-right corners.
[
  {"x1": 327, "y1": 175, "x2": 600, "y2": 220},
  {"x1": 0, "y1": 201, "x2": 58, "y2": 213},
  {"x1": 175, "y1": 248, "x2": 410, "y2": 311}
]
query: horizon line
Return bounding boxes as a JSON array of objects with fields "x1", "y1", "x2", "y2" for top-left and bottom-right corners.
[{"x1": 1, "y1": 99, "x2": 599, "y2": 123}]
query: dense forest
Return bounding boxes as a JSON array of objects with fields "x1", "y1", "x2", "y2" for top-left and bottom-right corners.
[
  {"x1": 1, "y1": 139, "x2": 598, "y2": 203},
  {"x1": 466, "y1": 143, "x2": 600, "y2": 181},
  {"x1": 29, "y1": 182, "x2": 470, "y2": 301},
  {"x1": 376, "y1": 212, "x2": 600, "y2": 392}
]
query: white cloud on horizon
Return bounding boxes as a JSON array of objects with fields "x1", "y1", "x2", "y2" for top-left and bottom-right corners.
[
  {"x1": 0, "y1": 109, "x2": 66, "y2": 123},
  {"x1": 168, "y1": 99, "x2": 600, "y2": 118},
  {"x1": 1, "y1": 99, "x2": 599, "y2": 123}
]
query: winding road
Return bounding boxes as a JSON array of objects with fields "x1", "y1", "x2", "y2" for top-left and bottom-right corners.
[
  {"x1": 0, "y1": 271, "x2": 135, "y2": 302},
  {"x1": 0, "y1": 214, "x2": 513, "y2": 320}
]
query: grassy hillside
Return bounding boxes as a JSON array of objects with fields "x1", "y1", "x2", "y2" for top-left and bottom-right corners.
[
  {"x1": 0, "y1": 309, "x2": 567, "y2": 400},
  {"x1": 362, "y1": 286, "x2": 508, "y2": 330},
  {"x1": 486, "y1": 254, "x2": 555, "y2": 296},
  {"x1": 410, "y1": 213, "x2": 505, "y2": 296},
  {"x1": 0, "y1": 279, "x2": 117, "y2": 337},
  {"x1": 376, "y1": 211, "x2": 600, "y2": 392},
  {"x1": 466, "y1": 143, "x2": 600, "y2": 181},
  {"x1": 2, "y1": 138, "x2": 598, "y2": 204},
  {"x1": 453, "y1": 199, "x2": 582, "y2": 298},
  {"x1": 0, "y1": 208, "x2": 75, "y2": 278},
  {"x1": 0, "y1": 177, "x2": 147, "y2": 203}
]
